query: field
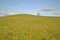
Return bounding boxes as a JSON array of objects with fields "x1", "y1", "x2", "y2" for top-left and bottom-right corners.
[{"x1": 0, "y1": 14, "x2": 60, "y2": 40}]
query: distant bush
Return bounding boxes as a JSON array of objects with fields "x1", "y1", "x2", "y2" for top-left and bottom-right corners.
[{"x1": 37, "y1": 13, "x2": 40, "y2": 16}]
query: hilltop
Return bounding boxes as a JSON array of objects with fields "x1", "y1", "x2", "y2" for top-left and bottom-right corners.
[{"x1": 0, "y1": 14, "x2": 60, "y2": 40}]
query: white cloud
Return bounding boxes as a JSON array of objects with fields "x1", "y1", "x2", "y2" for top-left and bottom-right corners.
[
  {"x1": 0, "y1": 11, "x2": 19, "y2": 16},
  {"x1": 8, "y1": 13, "x2": 19, "y2": 15},
  {"x1": 28, "y1": 13, "x2": 37, "y2": 16}
]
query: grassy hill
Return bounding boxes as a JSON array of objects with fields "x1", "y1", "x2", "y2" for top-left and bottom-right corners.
[{"x1": 0, "y1": 14, "x2": 60, "y2": 40}]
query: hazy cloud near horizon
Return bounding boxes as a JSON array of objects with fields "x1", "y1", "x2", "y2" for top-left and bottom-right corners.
[
  {"x1": 42, "y1": 8, "x2": 58, "y2": 11},
  {"x1": 54, "y1": 12, "x2": 60, "y2": 15}
]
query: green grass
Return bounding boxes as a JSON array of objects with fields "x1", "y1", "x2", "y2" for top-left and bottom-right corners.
[{"x1": 0, "y1": 14, "x2": 60, "y2": 40}]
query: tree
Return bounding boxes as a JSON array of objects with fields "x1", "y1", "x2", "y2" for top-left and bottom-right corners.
[{"x1": 37, "y1": 13, "x2": 40, "y2": 16}]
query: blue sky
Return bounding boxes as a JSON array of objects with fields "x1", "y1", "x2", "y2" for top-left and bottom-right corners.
[{"x1": 0, "y1": 0, "x2": 60, "y2": 16}]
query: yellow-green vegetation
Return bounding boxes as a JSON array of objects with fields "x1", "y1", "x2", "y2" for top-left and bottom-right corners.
[{"x1": 0, "y1": 14, "x2": 60, "y2": 40}]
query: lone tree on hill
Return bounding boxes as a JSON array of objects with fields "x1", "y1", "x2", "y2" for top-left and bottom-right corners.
[{"x1": 37, "y1": 13, "x2": 40, "y2": 16}]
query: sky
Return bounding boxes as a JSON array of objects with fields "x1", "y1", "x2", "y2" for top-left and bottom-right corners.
[{"x1": 0, "y1": 0, "x2": 60, "y2": 16}]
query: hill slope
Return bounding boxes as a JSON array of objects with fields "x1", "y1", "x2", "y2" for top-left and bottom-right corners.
[{"x1": 0, "y1": 14, "x2": 60, "y2": 40}]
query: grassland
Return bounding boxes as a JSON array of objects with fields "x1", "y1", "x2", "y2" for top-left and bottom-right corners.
[{"x1": 0, "y1": 14, "x2": 60, "y2": 40}]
